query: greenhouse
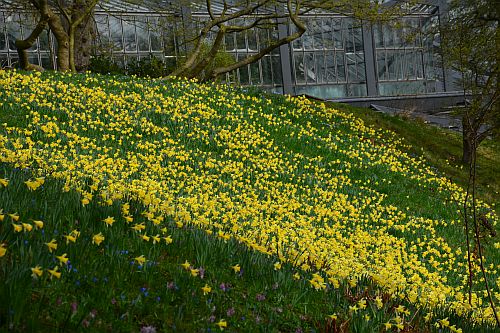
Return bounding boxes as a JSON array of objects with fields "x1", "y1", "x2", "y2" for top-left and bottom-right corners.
[{"x1": 0, "y1": 0, "x2": 450, "y2": 99}]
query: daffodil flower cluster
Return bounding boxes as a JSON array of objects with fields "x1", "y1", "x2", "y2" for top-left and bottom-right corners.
[{"x1": 0, "y1": 70, "x2": 498, "y2": 325}]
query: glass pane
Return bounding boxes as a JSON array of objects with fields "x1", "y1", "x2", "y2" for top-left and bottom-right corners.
[
  {"x1": 347, "y1": 83, "x2": 367, "y2": 97},
  {"x1": 261, "y1": 56, "x2": 273, "y2": 85},
  {"x1": 315, "y1": 52, "x2": 325, "y2": 83},
  {"x1": 336, "y1": 52, "x2": 346, "y2": 82},
  {"x1": 109, "y1": 16, "x2": 123, "y2": 51},
  {"x1": 305, "y1": 52, "x2": 316, "y2": 84},
  {"x1": 6, "y1": 14, "x2": 22, "y2": 51},
  {"x1": 25, "y1": 16, "x2": 38, "y2": 51},
  {"x1": 0, "y1": 54, "x2": 9, "y2": 67},
  {"x1": 150, "y1": 32, "x2": 161, "y2": 51},
  {"x1": 416, "y1": 50, "x2": 424, "y2": 79},
  {"x1": 136, "y1": 17, "x2": 149, "y2": 52},
  {"x1": 383, "y1": 25, "x2": 394, "y2": 48},
  {"x1": 41, "y1": 54, "x2": 52, "y2": 69},
  {"x1": 272, "y1": 55, "x2": 282, "y2": 85},
  {"x1": 95, "y1": 15, "x2": 111, "y2": 50},
  {"x1": 123, "y1": 16, "x2": 137, "y2": 52},
  {"x1": 333, "y1": 19, "x2": 343, "y2": 49},
  {"x1": 237, "y1": 54, "x2": 249, "y2": 84},
  {"x1": 249, "y1": 60, "x2": 260, "y2": 85},
  {"x1": 225, "y1": 33, "x2": 235, "y2": 51},
  {"x1": 247, "y1": 29, "x2": 257, "y2": 51},
  {"x1": 38, "y1": 29, "x2": 50, "y2": 50},
  {"x1": 377, "y1": 51, "x2": 387, "y2": 80},
  {"x1": 325, "y1": 52, "x2": 336, "y2": 82},
  {"x1": 0, "y1": 18, "x2": 5, "y2": 50},
  {"x1": 294, "y1": 53, "x2": 305, "y2": 84},
  {"x1": 28, "y1": 53, "x2": 38, "y2": 66},
  {"x1": 374, "y1": 24, "x2": 383, "y2": 48},
  {"x1": 236, "y1": 31, "x2": 246, "y2": 51}
]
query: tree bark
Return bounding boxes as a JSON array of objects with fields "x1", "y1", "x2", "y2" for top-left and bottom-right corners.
[
  {"x1": 15, "y1": 16, "x2": 47, "y2": 71},
  {"x1": 462, "y1": 114, "x2": 475, "y2": 164},
  {"x1": 71, "y1": 0, "x2": 96, "y2": 71}
]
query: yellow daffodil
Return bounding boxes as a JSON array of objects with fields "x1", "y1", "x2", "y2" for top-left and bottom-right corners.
[
  {"x1": 12, "y1": 223, "x2": 22, "y2": 233},
  {"x1": 141, "y1": 234, "x2": 150, "y2": 242},
  {"x1": 0, "y1": 178, "x2": 8, "y2": 187},
  {"x1": 202, "y1": 284, "x2": 211, "y2": 295},
  {"x1": 163, "y1": 235, "x2": 173, "y2": 244},
  {"x1": 103, "y1": 216, "x2": 115, "y2": 227},
  {"x1": 31, "y1": 265, "x2": 43, "y2": 278},
  {"x1": 151, "y1": 234, "x2": 160, "y2": 244},
  {"x1": 92, "y1": 233, "x2": 105, "y2": 245},
  {"x1": 65, "y1": 234, "x2": 76, "y2": 244},
  {"x1": 8, "y1": 213, "x2": 19, "y2": 221},
  {"x1": 231, "y1": 264, "x2": 240, "y2": 273},
  {"x1": 48, "y1": 266, "x2": 61, "y2": 279},
  {"x1": 181, "y1": 260, "x2": 191, "y2": 270},
  {"x1": 0, "y1": 245, "x2": 6, "y2": 257},
  {"x1": 22, "y1": 223, "x2": 33, "y2": 232},
  {"x1": 33, "y1": 220, "x2": 44, "y2": 229},
  {"x1": 134, "y1": 255, "x2": 146, "y2": 265},
  {"x1": 273, "y1": 262, "x2": 282, "y2": 270},
  {"x1": 45, "y1": 239, "x2": 57, "y2": 253},
  {"x1": 56, "y1": 253, "x2": 69, "y2": 265},
  {"x1": 216, "y1": 319, "x2": 227, "y2": 330},
  {"x1": 25, "y1": 179, "x2": 41, "y2": 191},
  {"x1": 131, "y1": 223, "x2": 145, "y2": 231}
]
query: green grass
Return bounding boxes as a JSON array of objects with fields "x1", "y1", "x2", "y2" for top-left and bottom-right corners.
[
  {"x1": 0, "y1": 70, "x2": 499, "y2": 332},
  {"x1": 331, "y1": 102, "x2": 500, "y2": 216}
]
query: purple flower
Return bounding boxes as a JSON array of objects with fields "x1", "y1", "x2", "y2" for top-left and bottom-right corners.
[
  {"x1": 219, "y1": 283, "x2": 230, "y2": 292},
  {"x1": 226, "y1": 307, "x2": 235, "y2": 317},
  {"x1": 198, "y1": 267, "x2": 205, "y2": 279},
  {"x1": 111, "y1": 298, "x2": 117, "y2": 305},
  {"x1": 256, "y1": 293, "x2": 266, "y2": 302},
  {"x1": 82, "y1": 319, "x2": 90, "y2": 328},
  {"x1": 140, "y1": 325, "x2": 157, "y2": 333},
  {"x1": 71, "y1": 302, "x2": 78, "y2": 313},
  {"x1": 208, "y1": 315, "x2": 216, "y2": 323}
]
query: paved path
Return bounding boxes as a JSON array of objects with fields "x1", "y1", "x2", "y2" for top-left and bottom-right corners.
[{"x1": 370, "y1": 104, "x2": 489, "y2": 134}]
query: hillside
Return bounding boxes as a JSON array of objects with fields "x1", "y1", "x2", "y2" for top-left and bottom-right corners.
[{"x1": 0, "y1": 70, "x2": 498, "y2": 332}]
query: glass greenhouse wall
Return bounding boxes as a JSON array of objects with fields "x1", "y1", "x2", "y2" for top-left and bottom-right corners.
[{"x1": 0, "y1": 1, "x2": 445, "y2": 98}]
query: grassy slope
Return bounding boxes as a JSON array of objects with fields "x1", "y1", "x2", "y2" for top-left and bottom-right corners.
[
  {"x1": 332, "y1": 102, "x2": 500, "y2": 216},
  {"x1": 0, "y1": 71, "x2": 499, "y2": 332}
]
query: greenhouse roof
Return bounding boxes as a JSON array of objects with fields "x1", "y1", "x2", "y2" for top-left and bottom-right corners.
[{"x1": 0, "y1": 0, "x2": 438, "y2": 15}]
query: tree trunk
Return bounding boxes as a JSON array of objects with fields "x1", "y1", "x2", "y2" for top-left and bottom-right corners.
[
  {"x1": 15, "y1": 16, "x2": 47, "y2": 71},
  {"x1": 462, "y1": 133, "x2": 474, "y2": 165},
  {"x1": 69, "y1": 25, "x2": 76, "y2": 72},
  {"x1": 72, "y1": 0, "x2": 95, "y2": 71},
  {"x1": 462, "y1": 114, "x2": 475, "y2": 164},
  {"x1": 45, "y1": 11, "x2": 70, "y2": 71}
]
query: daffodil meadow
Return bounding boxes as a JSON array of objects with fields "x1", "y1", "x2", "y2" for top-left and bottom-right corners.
[{"x1": 0, "y1": 69, "x2": 498, "y2": 332}]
